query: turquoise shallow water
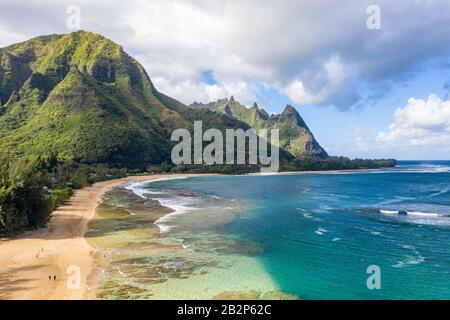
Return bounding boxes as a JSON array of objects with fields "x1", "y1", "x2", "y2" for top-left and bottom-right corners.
[{"x1": 108, "y1": 161, "x2": 450, "y2": 299}]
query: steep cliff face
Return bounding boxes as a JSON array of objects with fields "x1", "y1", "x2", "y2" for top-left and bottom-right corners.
[
  {"x1": 0, "y1": 31, "x2": 326, "y2": 169},
  {"x1": 191, "y1": 97, "x2": 328, "y2": 158},
  {"x1": 0, "y1": 31, "x2": 260, "y2": 168}
]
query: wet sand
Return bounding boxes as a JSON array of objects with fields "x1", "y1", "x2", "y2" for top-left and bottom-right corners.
[
  {"x1": 0, "y1": 174, "x2": 213, "y2": 300},
  {"x1": 0, "y1": 169, "x2": 375, "y2": 300}
]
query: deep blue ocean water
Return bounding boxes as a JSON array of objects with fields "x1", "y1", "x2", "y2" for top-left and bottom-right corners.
[{"x1": 131, "y1": 161, "x2": 450, "y2": 299}]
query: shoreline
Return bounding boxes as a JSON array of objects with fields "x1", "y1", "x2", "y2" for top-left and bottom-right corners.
[
  {"x1": 0, "y1": 168, "x2": 382, "y2": 300},
  {"x1": 247, "y1": 168, "x2": 381, "y2": 175},
  {"x1": 0, "y1": 174, "x2": 213, "y2": 300}
]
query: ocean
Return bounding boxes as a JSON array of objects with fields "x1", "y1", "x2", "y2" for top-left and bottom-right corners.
[{"x1": 87, "y1": 160, "x2": 450, "y2": 299}]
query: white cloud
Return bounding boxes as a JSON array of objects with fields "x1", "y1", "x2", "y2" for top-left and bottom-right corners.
[
  {"x1": 153, "y1": 77, "x2": 257, "y2": 106},
  {"x1": 353, "y1": 136, "x2": 370, "y2": 151},
  {"x1": 0, "y1": 1, "x2": 450, "y2": 108},
  {"x1": 377, "y1": 95, "x2": 450, "y2": 147},
  {"x1": 350, "y1": 126, "x2": 374, "y2": 152},
  {"x1": 0, "y1": 27, "x2": 27, "y2": 47},
  {"x1": 283, "y1": 56, "x2": 348, "y2": 105},
  {"x1": 284, "y1": 79, "x2": 321, "y2": 105}
]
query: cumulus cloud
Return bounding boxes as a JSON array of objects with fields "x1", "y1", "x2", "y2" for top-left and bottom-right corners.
[
  {"x1": 350, "y1": 127, "x2": 369, "y2": 152},
  {"x1": 377, "y1": 95, "x2": 450, "y2": 147},
  {"x1": 283, "y1": 56, "x2": 348, "y2": 105},
  {"x1": 153, "y1": 77, "x2": 257, "y2": 105},
  {"x1": 0, "y1": 28, "x2": 27, "y2": 47},
  {"x1": 0, "y1": 0, "x2": 449, "y2": 109}
]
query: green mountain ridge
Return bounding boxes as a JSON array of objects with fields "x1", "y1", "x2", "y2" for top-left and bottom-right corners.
[
  {"x1": 0, "y1": 31, "x2": 270, "y2": 169},
  {"x1": 0, "y1": 31, "x2": 396, "y2": 234},
  {"x1": 190, "y1": 97, "x2": 328, "y2": 158}
]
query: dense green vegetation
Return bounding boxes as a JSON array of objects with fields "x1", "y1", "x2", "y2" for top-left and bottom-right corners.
[
  {"x1": 0, "y1": 31, "x2": 396, "y2": 235},
  {"x1": 0, "y1": 153, "x2": 395, "y2": 235},
  {"x1": 282, "y1": 157, "x2": 396, "y2": 172},
  {"x1": 0, "y1": 157, "x2": 51, "y2": 234},
  {"x1": 0, "y1": 32, "x2": 178, "y2": 168},
  {"x1": 191, "y1": 97, "x2": 329, "y2": 158},
  {"x1": 145, "y1": 157, "x2": 396, "y2": 174},
  {"x1": 0, "y1": 155, "x2": 132, "y2": 235}
]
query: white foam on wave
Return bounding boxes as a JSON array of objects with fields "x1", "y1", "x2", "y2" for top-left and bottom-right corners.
[
  {"x1": 393, "y1": 256, "x2": 425, "y2": 268},
  {"x1": 377, "y1": 164, "x2": 450, "y2": 174},
  {"x1": 378, "y1": 208, "x2": 450, "y2": 227},
  {"x1": 415, "y1": 164, "x2": 450, "y2": 173},
  {"x1": 407, "y1": 211, "x2": 441, "y2": 217},
  {"x1": 297, "y1": 208, "x2": 314, "y2": 219},
  {"x1": 393, "y1": 245, "x2": 425, "y2": 268},
  {"x1": 125, "y1": 177, "x2": 198, "y2": 234},
  {"x1": 428, "y1": 185, "x2": 450, "y2": 198},
  {"x1": 379, "y1": 210, "x2": 398, "y2": 215},
  {"x1": 296, "y1": 208, "x2": 322, "y2": 221},
  {"x1": 125, "y1": 182, "x2": 153, "y2": 199},
  {"x1": 379, "y1": 209, "x2": 441, "y2": 217},
  {"x1": 313, "y1": 204, "x2": 334, "y2": 214},
  {"x1": 125, "y1": 177, "x2": 187, "y2": 199},
  {"x1": 154, "y1": 197, "x2": 199, "y2": 234},
  {"x1": 315, "y1": 227, "x2": 328, "y2": 235},
  {"x1": 303, "y1": 213, "x2": 314, "y2": 219}
]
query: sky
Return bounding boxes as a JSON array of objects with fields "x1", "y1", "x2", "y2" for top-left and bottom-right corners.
[{"x1": 1, "y1": 0, "x2": 449, "y2": 160}]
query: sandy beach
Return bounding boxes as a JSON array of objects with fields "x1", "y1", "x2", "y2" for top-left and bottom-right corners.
[
  {"x1": 0, "y1": 169, "x2": 380, "y2": 300},
  {"x1": 0, "y1": 174, "x2": 204, "y2": 300}
]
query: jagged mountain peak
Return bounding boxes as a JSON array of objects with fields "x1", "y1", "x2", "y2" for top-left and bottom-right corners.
[
  {"x1": 0, "y1": 31, "x2": 326, "y2": 170},
  {"x1": 1, "y1": 31, "x2": 265, "y2": 168},
  {"x1": 190, "y1": 97, "x2": 328, "y2": 158},
  {"x1": 279, "y1": 104, "x2": 310, "y2": 130},
  {"x1": 281, "y1": 104, "x2": 296, "y2": 114}
]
